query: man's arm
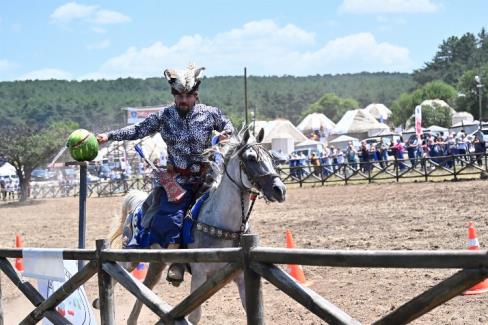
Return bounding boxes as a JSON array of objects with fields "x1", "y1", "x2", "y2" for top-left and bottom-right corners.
[
  {"x1": 211, "y1": 106, "x2": 234, "y2": 142},
  {"x1": 97, "y1": 111, "x2": 164, "y2": 144}
]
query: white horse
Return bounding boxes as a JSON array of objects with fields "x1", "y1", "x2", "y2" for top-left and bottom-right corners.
[{"x1": 104, "y1": 128, "x2": 286, "y2": 324}]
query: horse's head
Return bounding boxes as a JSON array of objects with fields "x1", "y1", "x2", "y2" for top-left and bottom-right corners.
[{"x1": 225, "y1": 128, "x2": 286, "y2": 203}]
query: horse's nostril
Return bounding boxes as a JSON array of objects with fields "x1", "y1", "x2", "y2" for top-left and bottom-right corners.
[{"x1": 273, "y1": 185, "x2": 285, "y2": 197}]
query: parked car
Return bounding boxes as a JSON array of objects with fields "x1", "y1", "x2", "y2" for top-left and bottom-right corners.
[{"x1": 31, "y1": 168, "x2": 56, "y2": 181}]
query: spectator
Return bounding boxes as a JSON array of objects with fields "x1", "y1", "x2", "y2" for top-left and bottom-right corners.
[
  {"x1": 379, "y1": 140, "x2": 389, "y2": 169},
  {"x1": 0, "y1": 179, "x2": 6, "y2": 201},
  {"x1": 360, "y1": 141, "x2": 370, "y2": 172},
  {"x1": 406, "y1": 137, "x2": 417, "y2": 168},
  {"x1": 473, "y1": 131, "x2": 486, "y2": 166},
  {"x1": 345, "y1": 142, "x2": 358, "y2": 170},
  {"x1": 310, "y1": 152, "x2": 321, "y2": 176}
]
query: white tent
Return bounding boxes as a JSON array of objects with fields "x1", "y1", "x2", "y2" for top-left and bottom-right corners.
[
  {"x1": 256, "y1": 119, "x2": 308, "y2": 144},
  {"x1": 294, "y1": 139, "x2": 323, "y2": 154},
  {"x1": 329, "y1": 135, "x2": 360, "y2": 150},
  {"x1": 364, "y1": 103, "x2": 392, "y2": 121},
  {"x1": 428, "y1": 125, "x2": 449, "y2": 133},
  {"x1": 296, "y1": 113, "x2": 335, "y2": 135},
  {"x1": 331, "y1": 109, "x2": 390, "y2": 137},
  {"x1": 0, "y1": 162, "x2": 16, "y2": 177},
  {"x1": 95, "y1": 133, "x2": 167, "y2": 163},
  {"x1": 452, "y1": 111, "x2": 474, "y2": 125}
]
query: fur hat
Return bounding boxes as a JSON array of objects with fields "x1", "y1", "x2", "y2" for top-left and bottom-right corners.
[{"x1": 163, "y1": 64, "x2": 205, "y2": 95}]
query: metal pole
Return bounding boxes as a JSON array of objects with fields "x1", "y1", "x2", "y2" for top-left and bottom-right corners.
[
  {"x1": 79, "y1": 162, "x2": 87, "y2": 271},
  {"x1": 244, "y1": 67, "x2": 248, "y2": 125},
  {"x1": 479, "y1": 85, "x2": 483, "y2": 128},
  {"x1": 253, "y1": 105, "x2": 257, "y2": 136}
]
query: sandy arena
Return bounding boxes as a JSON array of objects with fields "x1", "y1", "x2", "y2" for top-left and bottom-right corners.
[{"x1": 1, "y1": 180, "x2": 488, "y2": 324}]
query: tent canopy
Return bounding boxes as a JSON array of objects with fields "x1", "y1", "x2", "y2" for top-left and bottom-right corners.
[
  {"x1": 452, "y1": 111, "x2": 474, "y2": 125},
  {"x1": 364, "y1": 103, "x2": 392, "y2": 120},
  {"x1": 0, "y1": 162, "x2": 16, "y2": 177},
  {"x1": 332, "y1": 109, "x2": 390, "y2": 135},
  {"x1": 254, "y1": 119, "x2": 307, "y2": 143},
  {"x1": 296, "y1": 113, "x2": 335, "y2": 135},
  {"x1": 428, "y1": 125, "x2": 448, "y2": 132},
  {"x1": 329, "y1": 135, "x2": 359, "y2": 143}
]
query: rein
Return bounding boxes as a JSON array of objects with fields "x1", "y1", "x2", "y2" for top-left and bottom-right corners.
[{"x1": 197, "y1": 143, "x2": 273, "y2": 241}]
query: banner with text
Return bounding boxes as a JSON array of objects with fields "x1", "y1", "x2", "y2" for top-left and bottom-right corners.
[{"x1": 126, "y1": 106, "x2": 164, "y2": 125}]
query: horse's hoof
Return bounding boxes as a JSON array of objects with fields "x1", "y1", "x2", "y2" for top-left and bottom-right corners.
[
  {"x1": 92, "y1": 298, "x2": 100, "y2": 309},
  {"x1": 168, "y1": 279, "x2": 183, "y2": 287},
  {"x1": 167, "y1": 263, "x2": 185, "y2": 286}
]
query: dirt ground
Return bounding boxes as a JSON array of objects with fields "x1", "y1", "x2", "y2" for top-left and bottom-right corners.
[{"x1": 1, "y1": 180, "x2": 488, "y2": 324}]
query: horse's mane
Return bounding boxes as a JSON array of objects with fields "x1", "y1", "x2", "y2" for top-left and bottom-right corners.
[{"x1": 201, "y1": 126, "x2": 254, "y2": 191}]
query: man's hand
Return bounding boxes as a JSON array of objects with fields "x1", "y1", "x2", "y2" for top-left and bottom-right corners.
[
  {"x1": 218, "y1": 130, "x2": 232, "y2": 143},
  {"x1": 96, "y1": 133, "x2": 109, "y2": 144}
]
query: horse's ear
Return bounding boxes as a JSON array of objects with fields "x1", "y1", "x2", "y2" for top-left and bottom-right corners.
[
  {"x1": 241, "y1": 129, "x2": 250, "y2": 145},
  {"x1": 256, "y1": 128, "x2": 264, "y2": 143}
]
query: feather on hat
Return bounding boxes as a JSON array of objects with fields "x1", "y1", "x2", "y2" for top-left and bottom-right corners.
[{"x1": 163, "y1": 64, "x2": 205, "y2": 94}]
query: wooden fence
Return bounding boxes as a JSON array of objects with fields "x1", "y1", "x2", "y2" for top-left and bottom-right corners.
[
  {"x1": 7, "y1": 153, "x2": 486, "y2": 201},
  {"x1": 1, "y1": 234, "x2": 487, "y2": 324},
  {"x1": 279, "y1": 153, "x2": 488, "y2": 187}
]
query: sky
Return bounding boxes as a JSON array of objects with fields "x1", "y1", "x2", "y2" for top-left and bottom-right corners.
[{"x1": 0, "y1": 0, "x2": 487, "y2": 81}]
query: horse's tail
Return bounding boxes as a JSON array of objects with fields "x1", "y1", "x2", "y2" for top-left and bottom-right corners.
[{"x1": 108, "y1": 189, "x2": 148, "y2": 248}]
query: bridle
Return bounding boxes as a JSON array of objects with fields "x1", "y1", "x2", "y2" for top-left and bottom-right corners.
[{"x1": 196, "y1": 142, "x2": 279, "y2": 240}]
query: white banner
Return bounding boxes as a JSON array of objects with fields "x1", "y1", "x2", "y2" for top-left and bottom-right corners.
[
  {"x1": 415, "y1": 105, "x2": 422, "y2": 136},
  {"x1": 126, "y1": 106, "x2": 165, "y2": 125}
]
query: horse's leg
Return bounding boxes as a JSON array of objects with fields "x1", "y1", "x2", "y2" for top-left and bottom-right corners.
[
  {"x1": 188, "y1": 267, "x2": 207, "y2": 325},
  {"x1": 92, "y1": 261, "x2": 138, "y2": 309},
  {"x1": 233, "y1": 271, "x2": 247, "y2": 310},
  {"x1": 127, "y1": 243, "x2": 166, "y2": 325}
]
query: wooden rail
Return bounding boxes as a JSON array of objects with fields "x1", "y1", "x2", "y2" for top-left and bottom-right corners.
[
  {"x1": 10, "y1": 152, "x2": 488, "y2": 202},
  {"x1": 279, "y1": 153, "x2": 488, "y2": 187},
  {"x1": 0, "y1": 235, "x2": 487, "y2": 324}
]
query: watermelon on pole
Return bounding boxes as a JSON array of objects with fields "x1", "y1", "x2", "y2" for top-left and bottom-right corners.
[{"x1": 67, "y1": 129, "x2": 99, "y2": 162}]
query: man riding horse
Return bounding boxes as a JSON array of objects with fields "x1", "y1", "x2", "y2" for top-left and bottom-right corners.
[{"x1": 96, "y1": 64, "x2": 233, "y2": 286}]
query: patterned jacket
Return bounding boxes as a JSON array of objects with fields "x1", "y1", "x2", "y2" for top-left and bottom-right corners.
[{"x1": 108, "y1": 104, "x2": 233, "y2": 174}]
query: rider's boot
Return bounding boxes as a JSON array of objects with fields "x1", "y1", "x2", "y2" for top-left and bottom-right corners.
[{"x1": 166, "y1": 244, "x2": 185, "y2": 287}]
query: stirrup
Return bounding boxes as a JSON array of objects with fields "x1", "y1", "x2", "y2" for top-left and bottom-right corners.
[{"x1": 166, "y1": 263, "x2": 185, "y2": 287}]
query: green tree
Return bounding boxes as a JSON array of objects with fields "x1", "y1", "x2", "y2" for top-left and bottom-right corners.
[
  {"x1": 301, "y1": 92, "x2": 359, "y2": 122},
  {"x1": 414, "y1": 30, "x2": 487, "y2": 86},
  {"x1": 391, "y1": 80, "x2": 457, "y2": 127},
  {"x1": 0, "y1": 120, "x2": 78, "y2": 201},
  {"x1": 420, "y1": 104, "x2": 453, "y2": 128},
  {"x1": 456, "y1": 65, "x2": 488, "y2": 120}
]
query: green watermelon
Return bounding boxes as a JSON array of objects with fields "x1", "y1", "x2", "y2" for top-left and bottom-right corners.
[{"x1": 67, "y1": 129, "x2": 99, "y2": 162}]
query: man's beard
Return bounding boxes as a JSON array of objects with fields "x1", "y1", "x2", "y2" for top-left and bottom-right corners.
[{"x1": 176, "y1": 104, "x2": 192, "y2": 117}]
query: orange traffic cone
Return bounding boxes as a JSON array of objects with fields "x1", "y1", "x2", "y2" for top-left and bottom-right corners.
[
  {"x1": 463, "y1": 222, "x2": 488, "y2": 295},
  {"x1": 285, "y1": 230, "x2": 306, "y2": 284},
  {"x1": 15, "y1": 234, "x2": 24, "y2": 272},
  {"x1": 132, "y1": 262, "x2": 147, "y2": 281}
]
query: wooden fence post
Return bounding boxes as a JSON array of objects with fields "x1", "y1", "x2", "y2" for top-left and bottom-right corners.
[
  {"x1": 423, "y1": 157, "x2": 428, "y2": 182},
  {"x1": 241, "y1": 234, "x2": 264, "y2": 325},
  {"x1": 452, "y1": 154, "x2": 457, "y2": 181},
  {"x1": 96, "y1": 239, "x2": 115, "y2": 325}
]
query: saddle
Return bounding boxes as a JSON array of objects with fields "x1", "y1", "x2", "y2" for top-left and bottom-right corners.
[{"x1": 122, "y1": 192, "x2": 210, "y2": 249}]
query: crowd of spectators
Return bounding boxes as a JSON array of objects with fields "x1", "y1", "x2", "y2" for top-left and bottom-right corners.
[{"x1": 288, "y1": 130, "x2": 487, "y2": 178}]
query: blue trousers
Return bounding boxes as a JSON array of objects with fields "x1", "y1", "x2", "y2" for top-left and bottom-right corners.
[{"x1": 145, "y1": 184, "x2": 195, "y2": 248}]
